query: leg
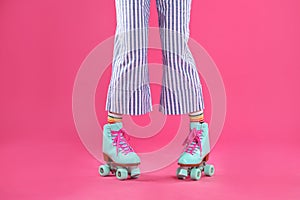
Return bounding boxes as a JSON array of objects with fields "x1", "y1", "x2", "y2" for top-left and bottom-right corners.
[
  {"x1": 106, "y1": 0, "x2": 152, "y2": 115},
  {"x1": 101, "y1": 0, "x2": 151, "y2": 180},
  {"x1": 156, "y1": 0, "x2": 205, "y2": 115},
  {"x1": 189, "y1": 110, "x2": 205, "y2": 123}
]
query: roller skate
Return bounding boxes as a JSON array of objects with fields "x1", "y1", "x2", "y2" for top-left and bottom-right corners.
[
  {"x1": 176, "y1": 122, "x2": 215, "y2": 180},
  {"x1": 98, "y1": 122, "x2": 141, "y2": 180}
]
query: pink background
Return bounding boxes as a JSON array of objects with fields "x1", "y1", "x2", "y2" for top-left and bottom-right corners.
[{"x1": 1, "y1": 0, "x2": 300, "y2": 199}]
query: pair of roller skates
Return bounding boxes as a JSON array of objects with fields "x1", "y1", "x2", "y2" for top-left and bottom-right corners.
[{"x1": 98, "y1": 122, "x2": 214, "y2": 180}]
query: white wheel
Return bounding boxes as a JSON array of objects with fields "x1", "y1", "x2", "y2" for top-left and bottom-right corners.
[
  {"x1": 116, "y1": 168, "x2": 128, "y2": 180},
  {"x1": 204, "y1": 164, "x2": 215, "y2": 176},
  {"x1": 190, "y1": 168, "x2": 201, "y2": 180},
  {"x1": 99, "y1": 164, "x2": 110, "y2": 176},
  {"x1": 130, "y1": 167, "x2": 140, "y2": 179},
  {"x1": 176, "y1": 167, "x2": 181, "y2": 176},
  {"x1": 177, "y1": 167, "x2": 188, "y2": 179}
]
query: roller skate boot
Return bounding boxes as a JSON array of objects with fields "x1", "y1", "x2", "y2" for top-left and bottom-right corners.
[
  {"x1": 98, "y1": 122, "x2": 141, "y2": 180},
  {"x1": 176, "y1": 122, "x2": 215, "y2": 180}
]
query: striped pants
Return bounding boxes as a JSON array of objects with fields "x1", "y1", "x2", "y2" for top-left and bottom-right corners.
[{"x1": 105, "y1": 0, "x2": 205, "y2": 115}]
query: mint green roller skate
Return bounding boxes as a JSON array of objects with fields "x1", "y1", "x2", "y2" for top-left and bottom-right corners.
[
  {"x1": 176, "y1": 122, "x2": 215, "y2": 180},
  {"x1": 98, "y1": 122, "x2": 141, "y2": 180}
]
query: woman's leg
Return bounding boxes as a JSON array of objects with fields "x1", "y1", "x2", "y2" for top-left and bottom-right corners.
[
  {"x1": 156, "y1": 0, "x2": 205, "y2": 115},
  {"x1": 100, "y1": 0, "x2": 152, "y2": 180},
  {"x1": 106, "y1": 0, "x2": 152, "y2": 116},
  {"x1": 189, "y1": 110, "x2": 204, "y2": 123},
  {"x1": 156, "y1": 0, "x2": 213, "y2": 180}
]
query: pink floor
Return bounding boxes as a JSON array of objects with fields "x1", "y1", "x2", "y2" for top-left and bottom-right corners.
[
  {"x1": 1, "y1": 0, "x2": 300, "y2": 199},
  {"x1": 1, "y1": 128, "x2": 299, "y2": 199}
]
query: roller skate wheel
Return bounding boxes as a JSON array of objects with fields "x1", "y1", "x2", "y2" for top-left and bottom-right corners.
[
  {"x1": 99, "y1": 164, "x2": 110, "y2": 176},
  {"x1": 176, "y1": 167, "x2": 180, "y2": 176},
  {"x1": 190, "y1": 168, "x2": 201, "y2": 181},
  {"x1": 116, "y1": 168, "x2": 128, "y2": 180},
  {"x1": 176, "y1": 167, "x2": 188, "y2": 179},
  {"x1": 204, "y1": 164, "x2": 215, "y2": 176},
  {"x1": 130, "y1": 168, "x2": 140, "y2": 179}
]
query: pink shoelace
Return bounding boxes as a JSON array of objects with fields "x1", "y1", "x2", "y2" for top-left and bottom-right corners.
[
  {"x1": 111, "y1": 128, "x2": 134, "y2": 156},
  {"x1": 183, "y1": 128, "x2": 203, "y2": 156}
]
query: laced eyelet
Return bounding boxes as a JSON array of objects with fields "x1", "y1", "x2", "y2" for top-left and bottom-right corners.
[
  {"x1": 111, "y1": 128, "x2": 133, "y2": 156},
  {"x1": 184, "y1": 128, "x2": 203, "y2": 156}
]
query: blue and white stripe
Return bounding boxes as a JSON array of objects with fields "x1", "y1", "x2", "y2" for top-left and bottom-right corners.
[{"x1": 106, "y1": 0, "x2": 205, "y2": 115}]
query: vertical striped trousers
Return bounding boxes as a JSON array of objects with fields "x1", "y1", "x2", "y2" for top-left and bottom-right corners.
[{"x1": 105, "y1": 0, "x2": 205, "y2": 115}]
